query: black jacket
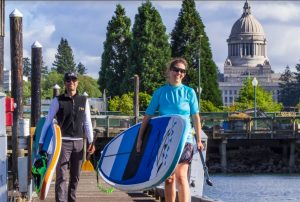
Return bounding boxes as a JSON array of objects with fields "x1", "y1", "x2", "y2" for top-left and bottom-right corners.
[{"x1": 56, "y1": 93, "x2": 87, "y2": 138}]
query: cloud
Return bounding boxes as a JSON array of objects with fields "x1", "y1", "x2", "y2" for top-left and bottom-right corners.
[{"x1": 253, "y1": 2, "x2": 300, "y2": 23}]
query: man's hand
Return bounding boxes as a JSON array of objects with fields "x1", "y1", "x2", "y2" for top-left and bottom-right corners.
[
  {"x1": 136, "y1": 138, "x2": 142, "y2": 153},
  {"x1": 87, "y1": 143, "x2": 95, "y2": 154}
]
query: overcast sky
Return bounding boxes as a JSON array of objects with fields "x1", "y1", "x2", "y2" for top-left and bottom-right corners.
[{"x1": 4, "y1": 1, "x2": 300, "y2": 79}]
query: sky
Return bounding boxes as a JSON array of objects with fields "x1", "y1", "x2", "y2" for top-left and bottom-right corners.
[{"x1": 3, "y1": 0, "x2": 300, "y2": 79}]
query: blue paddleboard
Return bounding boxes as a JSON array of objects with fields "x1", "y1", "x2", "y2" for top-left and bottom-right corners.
[{"x1": 98, "y1": 115, "x2": 189, "y2": 191}]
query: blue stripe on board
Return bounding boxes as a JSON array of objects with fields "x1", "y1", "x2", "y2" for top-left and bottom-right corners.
[
  {"x1": 42, "y1": 123, "x2": 54, "y2": 152},
  {"x1": 110, "y1": 124, "x2": 140, "y2": 181},
  {"x1": 120, "y1": 117, "x2": 170, "y2": 185}
]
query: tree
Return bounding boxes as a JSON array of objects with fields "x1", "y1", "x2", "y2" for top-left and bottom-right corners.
[
  {"x1": 235, "y1": 77, "x2": 282, "y2": 112},
  {"x1": 23, "y1": 57, "x2": 31, "y2": 78},
  {"x1": 124, "y1": 1, "x2": 171, "y2": 94},
  {"x1": 52, "y1": 38, "x2": 76, "y2": 74},
  {"x1": 41, "y1": 70, "x2": 64, "y2": 99},
  {"x1": 98, "y1": 4, "x2": 132, "y2": 97},
  {"x1": 279, "y1": 65, "x2": 297, "y2": 106},
  {"x1": 292, "y1": 62, "x2": 300, "y2": 105},
  {"x1": 76, "y1": 75, "x2": 101, "y2": 97},
  {"x1": 76, "y1": 62, "x2": 87, "y2": 75},
  {"x1": 108, "y1": 92, "x2": 151, "y2": 114},
  {"x1": 170, "y1": 0, "x2": 222, "y2": 106},
  {"x1": 41, "y1": 70, "x2": 101, "y2": 99}
]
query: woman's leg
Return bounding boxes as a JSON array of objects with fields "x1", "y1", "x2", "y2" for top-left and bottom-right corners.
[
  {"x1": 164, "y1": 174, "x2": 176, "y2": 202},
  {"x1": 175, "y1": 163, "x2": 190, "y2": 202}
]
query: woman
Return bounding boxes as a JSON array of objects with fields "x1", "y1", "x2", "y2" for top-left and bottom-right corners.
[{"x1": 136, "y1": 57, "x2": 204, "y2": 202}]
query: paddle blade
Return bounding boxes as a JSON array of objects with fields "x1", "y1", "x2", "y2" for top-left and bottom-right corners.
[{"x1": 82, "y1": 160, "x2": 94, "y2": 172}]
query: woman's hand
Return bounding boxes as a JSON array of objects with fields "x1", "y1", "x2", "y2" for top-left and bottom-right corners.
[{"x1": 197, "y1": 140, "x2": 204, "y2": 151}]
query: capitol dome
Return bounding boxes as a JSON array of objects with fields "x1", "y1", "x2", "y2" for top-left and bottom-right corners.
[
  {"x1": 230, "y1": 1, "x2": 265, "y2": 38},
  {"x1": 225, "y1": 0, "x2": 269, "y2": 67}
]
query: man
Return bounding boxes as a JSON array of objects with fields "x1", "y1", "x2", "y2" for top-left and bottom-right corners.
[{"x1": 39, "y1": 72, "x2": 95, "y2": 202}]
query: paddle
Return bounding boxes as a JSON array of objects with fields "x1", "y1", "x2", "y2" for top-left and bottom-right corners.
[
  {"x1": 82, "y1": 138, "x2": 95, "y2": 172},
  {"x1": 194, "y1": 135, "x2": 213, "y2": 186},
  {"x1": 198, "y1": 148, "x2": 213, "y2": 186}
]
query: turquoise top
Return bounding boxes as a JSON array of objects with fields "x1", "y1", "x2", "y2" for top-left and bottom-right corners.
[{"x1": 146, "y1": 84, "x2": 199, "y2": 143}]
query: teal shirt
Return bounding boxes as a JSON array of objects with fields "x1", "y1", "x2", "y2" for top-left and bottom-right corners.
[{"x1": 145, "y1": 84, "x2": 199, "y2": 143}]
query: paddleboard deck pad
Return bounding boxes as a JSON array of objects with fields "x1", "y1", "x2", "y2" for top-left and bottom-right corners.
[
  {"x1": 32, "y1": 119, "x2": 62, "y2": 200},
  {"x1": 98, "y1": 115, "x2": 189, "y2": 191}
]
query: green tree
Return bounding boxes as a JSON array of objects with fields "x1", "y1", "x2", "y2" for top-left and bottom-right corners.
[
  {"x1": 235, "y1": 77, "x2": 282, "y2": 112},
  {"x1": 41, "y1": 70, "x2": 64, "y2": 99},
  {"x1": 170, "y1": 0, "x2": 222, "y2": 106},
  {"x1": 108, "y1": 92, "x2": 151, "y2": 114},
  {"x1": 139, "y1": 92, "x2": 151, "y2": 111},
  {"x1": 52, "y1": 38, "x2": 76, "y2": 74},
  {"x1": 23, "y1": 57, "x2": 31, "y2": 78},
  {"x1": 292, "y1": 62, "x2": 300, "y2": 105},
  {"x1": 124, "y1": 1, "x2": 171, "y2": 94},
  {"x1": 76, "y1": 75, "x2": 101, "y2": 97},
  {"x1": 23, "y1": 81, "x2": 31, "y2": 103},
  {"x1": 76, "y1": 62, "x2": 87, "y2": 75},
  {"x1": 98, "y1": 4, "x2": 132, "y2": 97},
  {"x1": 279, "y1": 65, "x2": 297, "y2": 106}
]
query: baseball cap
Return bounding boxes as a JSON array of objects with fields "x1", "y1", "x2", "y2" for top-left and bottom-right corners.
[{"x1": 64, "y1": 72, "x2": 78, "y2": 81}]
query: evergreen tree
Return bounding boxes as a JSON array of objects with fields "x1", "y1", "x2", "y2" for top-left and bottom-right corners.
[
  {"x1": 235, "y1": 77, "x2": 282, "y2": 112},
  {"x1": 76, "y1": 62, "x2": 87, "y2": 75},
  {"x1": 124, "y1": 1, "x2": 171, "y2": 94},
  {"x1": 41, "y1": 62, "x2": 49, "y2": 78},
  {"x1": 279, "y1": 66, "x2": 296, "y2": 106},
  {"x1": 98, "y1": 4, "x2": 132, "y2": 97},
  {"x1": 170, "y1": 0, "x2": 222, "y2": 106},
  {"x1": 292, "y1": 62, "x2": 300, "y2": 105},
  {"x1": 52, "y1": 38, "x2": 76, "y2": 74},
  {"x1": 23, "y1": 57, "x2": 31, "y2": 78}
]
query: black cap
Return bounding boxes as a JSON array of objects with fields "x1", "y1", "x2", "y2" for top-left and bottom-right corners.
[{"x1": 64, "y1": 72, "x2": 78, "y2": 81}]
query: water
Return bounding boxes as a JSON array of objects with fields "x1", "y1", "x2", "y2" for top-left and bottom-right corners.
[{"x1": 203, "y1": 174, "x2": 300, "y2": 202}]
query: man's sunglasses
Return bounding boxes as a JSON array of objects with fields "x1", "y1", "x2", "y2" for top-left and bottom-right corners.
[
  {"x1": 171, "y1": 66, "x2": 186, "y2": 74},
  {"x1": 65, "y1": 77, "x2": 78, "y2": 83}
]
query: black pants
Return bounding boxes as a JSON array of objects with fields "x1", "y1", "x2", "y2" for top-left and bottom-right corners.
[{"x1": 55, "y1": 139, "x2": 83, "y2": 202}]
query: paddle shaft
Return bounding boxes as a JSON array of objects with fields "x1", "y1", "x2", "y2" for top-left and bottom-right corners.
[{"x1": 194, "y1": 136, "x2": 213, "y2": 186}]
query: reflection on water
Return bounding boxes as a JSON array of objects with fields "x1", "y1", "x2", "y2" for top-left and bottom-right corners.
[{"x1": 203, "y1": 174, "x2": 300, "y2": 202}]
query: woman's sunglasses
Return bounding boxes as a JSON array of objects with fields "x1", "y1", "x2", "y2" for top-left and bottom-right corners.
[{"x1": 171, "y1": 66, "x2": 186, "y2": 74}]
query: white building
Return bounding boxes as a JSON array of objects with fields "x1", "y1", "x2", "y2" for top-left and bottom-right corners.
[
  {"x1": 3, "y1": 69, "x2": 11, "y2": 92},
  {"x1": 218, "y1": 1, "x2": 280, "y2": 106}
]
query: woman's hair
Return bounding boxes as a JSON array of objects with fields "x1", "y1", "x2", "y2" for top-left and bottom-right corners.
[{"x1": 165, "y1": 57, "x2": 188, "y2": 80}]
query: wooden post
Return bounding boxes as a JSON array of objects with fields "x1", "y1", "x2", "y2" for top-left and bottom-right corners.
[
  {"x1": 219, "y1": 139, "x2": 227, "y2": 173},
  {"x1": 0, "y1": 0, "x2": 4, "y2": 91},
  {"x1": 10, "y1": 9, "x2": 23, "y2": 190},
  {"x1": 133, "y1": 74, "x2": 139, "y2": 124},
  {"x1": 289, "y1": 141, "x2": 295, "y2": 173},
  {"x1": 53, "y1": 84, "x2": 61, "y2": 98},
  {"x1": 29, "y1": 41, "x2": 42, "y2": 193},
  {"x1": 30, "y1": 41, "x2": 42, "y2": 127}
]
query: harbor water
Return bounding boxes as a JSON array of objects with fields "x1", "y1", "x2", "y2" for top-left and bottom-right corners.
[{"x1": 203, "y1": 174, "x2": 300, "y2": 202}]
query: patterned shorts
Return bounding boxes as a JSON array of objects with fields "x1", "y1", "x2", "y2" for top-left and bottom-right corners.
[{"x1": 179, "y1": 143, "x2": 194, "y2": 164}]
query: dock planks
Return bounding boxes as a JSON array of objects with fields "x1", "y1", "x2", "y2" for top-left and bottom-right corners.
[{"x1": 32, "y1": 171, "x2": 158, "y2": 202}]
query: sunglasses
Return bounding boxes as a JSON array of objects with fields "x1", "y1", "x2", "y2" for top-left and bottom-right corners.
[
  {"x1": 65, "y1": 77, "x2": 78, "y2": 83},
  {"x1": 171, "y1": 66, "x2": 186, "y2": 74}
]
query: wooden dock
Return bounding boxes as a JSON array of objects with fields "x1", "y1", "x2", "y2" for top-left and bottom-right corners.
[{"x1": 32, "y1": 172, "x2": 158, "y2": 202}]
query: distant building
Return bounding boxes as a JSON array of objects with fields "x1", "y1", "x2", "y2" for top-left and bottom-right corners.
[
  {"x1": 4, "y1": 69, "x2": 11, "y2": 92},
  {"x1": 218, "y1": 1, "x2": 280, "y2": 106}
]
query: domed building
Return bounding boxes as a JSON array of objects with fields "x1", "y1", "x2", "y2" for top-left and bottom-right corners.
[{"x1": 219, "y1": 0, "x2": 280, "y2": 106}]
